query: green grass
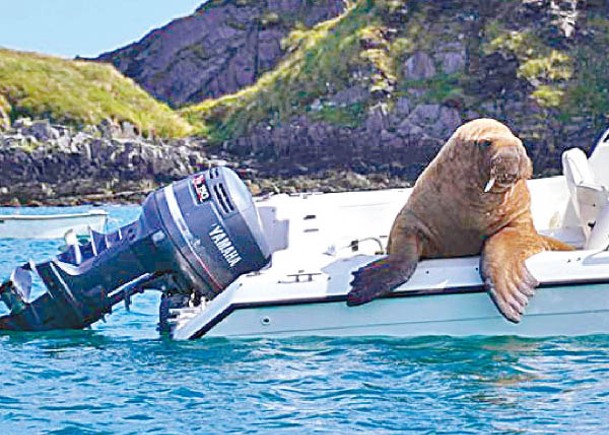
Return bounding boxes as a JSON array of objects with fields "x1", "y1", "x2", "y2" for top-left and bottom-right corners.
[
  {"x1": 0, "y1": 48, "x2": 192, "y2": 137},
  {"x1": 180, "y1": 0, "x2": 464, "y2": 143},
  {"x1": 482, "y1": 26, "x2": 574, "y2": 108},
  {"x1": 483, "y1": 14, "x2": 609, "y2": 127},
  {"x1": 182, "y1": 1, "x2": 382, "y2": 141},
  {"x1": 310, "y1": 102, "x2": 365, "y2": 127},
  {"x1": 398, "y1": 73, "x2": 465, "y2": 105}
]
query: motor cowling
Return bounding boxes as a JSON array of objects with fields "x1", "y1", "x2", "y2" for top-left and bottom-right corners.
[{"x1": 0, "y1": 167, "x2": 271, "y2": 331}]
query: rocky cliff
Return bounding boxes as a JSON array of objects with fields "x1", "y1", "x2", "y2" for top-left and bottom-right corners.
[
  {"x1": 183, "y1": 0, "x2": 609, "y2": 179},
  {"x1": 97, "y1": 0, "x2": 347, "y2": 107}
]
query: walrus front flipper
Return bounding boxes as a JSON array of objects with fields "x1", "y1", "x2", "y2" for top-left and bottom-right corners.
[
  {"x1": 480, "y1": 226, "x2": 550, "y2": 323},
  {"x1": 347, "y1": 256, "x2": 419, "y2": 306},
  {"x1": 347, "y1": 233, "x2": 421, "y2": 306}
]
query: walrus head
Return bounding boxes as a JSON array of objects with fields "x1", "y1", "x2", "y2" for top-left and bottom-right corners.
[
  {"x1": 480, "y1": 134, "x2": 532, "y2": 193},
  {"x1": 455, "y1": 119, "x2": 533, "y2": 194}
]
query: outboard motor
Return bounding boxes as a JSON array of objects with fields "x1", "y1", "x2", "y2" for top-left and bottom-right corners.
[{"x1": 0, "y1": 167, "x2": 271, "y2": 331}]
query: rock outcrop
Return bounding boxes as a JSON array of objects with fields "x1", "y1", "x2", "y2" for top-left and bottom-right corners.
[
  {"x1": 0, "y1": 117, "x2": 425, "y2": 205},
  {"x1": 0, "y1": 119, "x2": 208, "y2": 205},
  {"x1": 192, "y1": 0, "x2": 607, "y2": 180},
  {"x1": 227, "y1": 102, "x2": 463, "y2": 180},
  {"x1": 96, "y1": 0, "x2": 346, "y2": 107}
]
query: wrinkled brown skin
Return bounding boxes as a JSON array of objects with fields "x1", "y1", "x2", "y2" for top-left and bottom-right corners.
[{"x1": 347, "y1": 118, "x2": 573, "y2": 323}]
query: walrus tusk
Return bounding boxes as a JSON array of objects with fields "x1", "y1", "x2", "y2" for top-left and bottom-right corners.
[{"x1": 484, "y1": 177, "x2": 496, "y2": 193}]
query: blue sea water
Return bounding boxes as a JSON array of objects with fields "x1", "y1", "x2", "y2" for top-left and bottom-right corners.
[{"x1": 1, "y1": 206, "x2": 609, "y2": 434}]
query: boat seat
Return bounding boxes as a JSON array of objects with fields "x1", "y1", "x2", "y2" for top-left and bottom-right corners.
[{"x1": 561, "y1": 148, "x2": 609, "y2": 249}]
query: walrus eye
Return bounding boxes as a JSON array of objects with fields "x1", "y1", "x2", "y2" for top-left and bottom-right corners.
[{"x1": 478, "y1": 140, "x2": 492, "y2": 148}]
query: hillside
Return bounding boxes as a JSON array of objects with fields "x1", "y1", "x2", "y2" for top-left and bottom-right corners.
[
  {"x1": 0, "y1": 48, "x2": 192, "y2": 137},
  {"x1": 3, "y1": 0, "x2": 609, "y2": 205},
  {"x1": 180, "y1": 0, "x2": 609, "y2": 178},
  {"x1": 97, "y1": 0, "x2": 346, "y2": 107}
]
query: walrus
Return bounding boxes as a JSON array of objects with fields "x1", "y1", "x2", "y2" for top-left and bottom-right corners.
[{"x1": 347, "y1": 118, "x2": 573, "y2": 323}]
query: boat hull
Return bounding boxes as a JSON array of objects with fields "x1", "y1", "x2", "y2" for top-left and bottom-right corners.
[
  {"x1": 198, "y1": 283, "x2": 609, "y2": 339},
  {"x1": 170, "y1": 249, "x2": 609, "y2": 340}
]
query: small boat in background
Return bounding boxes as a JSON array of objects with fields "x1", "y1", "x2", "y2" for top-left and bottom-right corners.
[{"x1": 0, "y1": 209, "x2": 108, "y2": 239}]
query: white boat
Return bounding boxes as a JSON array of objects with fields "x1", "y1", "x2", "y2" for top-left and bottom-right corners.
[
  {"x1": 0, "y1": 209, "x2": 108, "y2": 239},
  {"x1": 168, "y1": 128, "x2": 609, "y2": 340}
]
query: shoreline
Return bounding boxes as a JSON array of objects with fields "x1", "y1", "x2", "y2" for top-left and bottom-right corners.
[
  {"x1": 0, "y1": 117, "x2": 571, "y2": 207},
  {"x1": 0, "y1": 172, "x2": 414, "y2": 207}
]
